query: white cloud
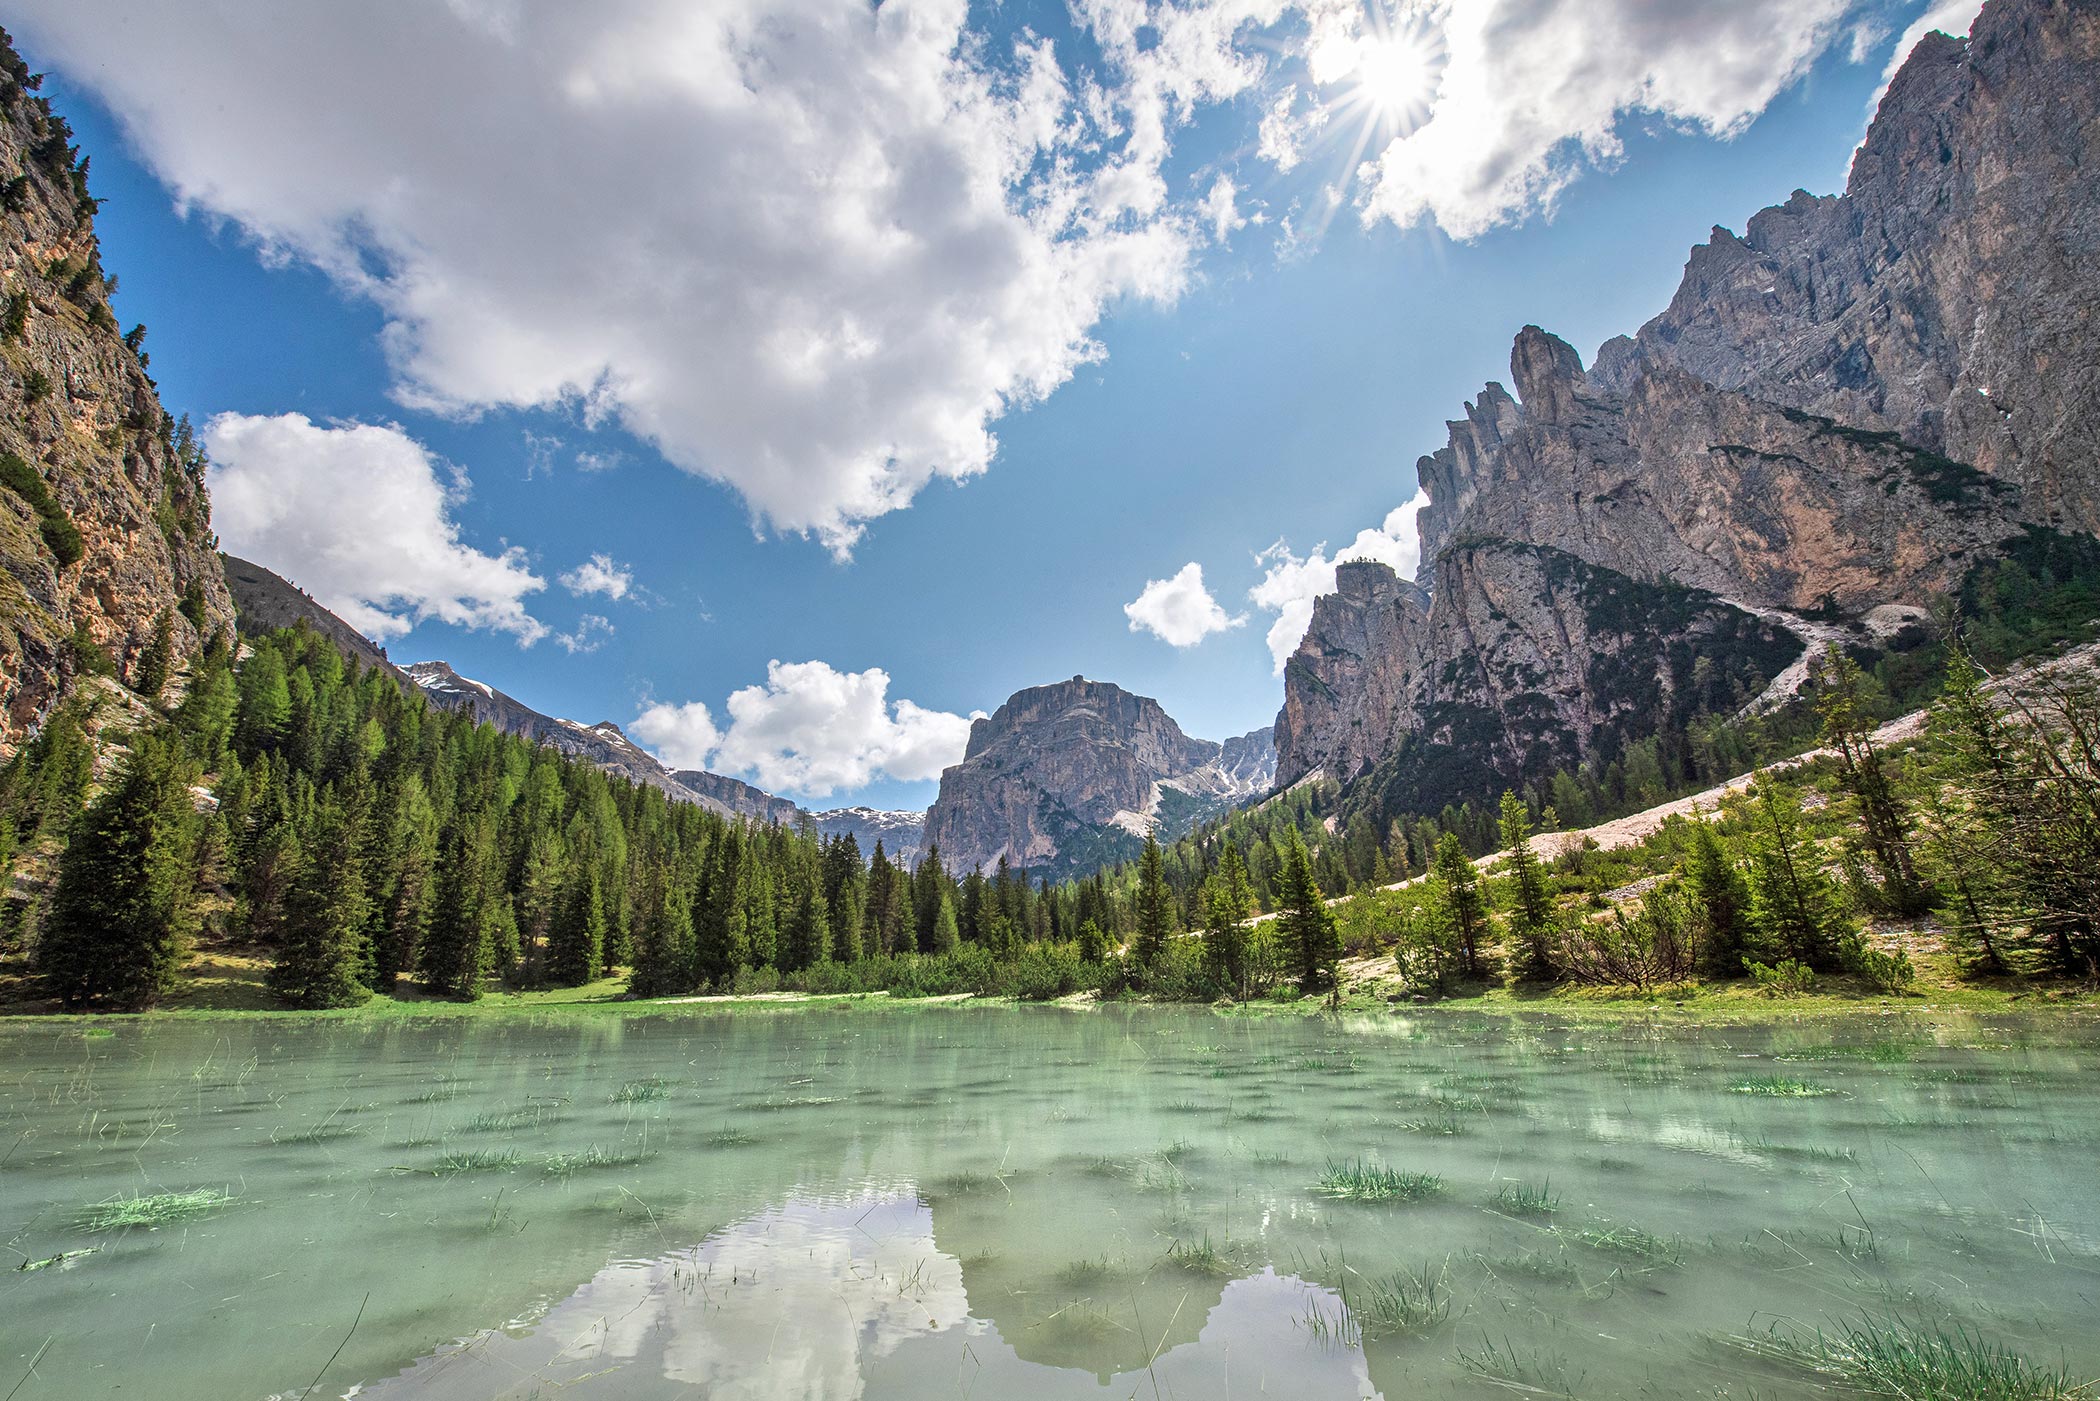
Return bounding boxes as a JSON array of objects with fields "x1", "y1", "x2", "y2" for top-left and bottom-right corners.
[
  {"x1": 633, "y1": 661, "x2": 976, "y2": 799},
  {"x1": 1248, "y1": 490, "x2": 1428, "y2": 672},
  {"x1": 1199, "y1": 174, "x2": 1248, "y2": 244},
  {"x1": 1124, "y1": 562, "x2": 1244, "y2": 647},
  {"x1": 555, "y1": 614, "x2": 615, "y2": 654},
  {"x1": 559, "y1": 553, "x2": 634, "y2": 601},
  {"x1": 1336, "y1": 0, "x2": 1855, "y2": 239},
  {"x1": 206, "y1": 412, "x2": 547, "y2": 644},
  {"x1": 19, "y1": 0, "x2": 1299, "y2": 555},
  {"x1": 1870, "y1": 0, "x2": 1982, "y2": 112}
]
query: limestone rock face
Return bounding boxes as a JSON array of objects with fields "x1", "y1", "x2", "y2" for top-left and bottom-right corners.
[
  {"x1": 923, "y1": 677, "x2": 1273, "y2": 877},
  {"x1": 1596, "y1": 3, "x2": 2100, "y2": 537},
  {"x1": 1279, "y1": 0, "x2": 2100, "y2": 813},
  {"x1": 0, "y1": 60, "x2": 235, "y2": 752},
  {"x1": 1276, "y1": 544, "x2": 1799, "y2": 802}
]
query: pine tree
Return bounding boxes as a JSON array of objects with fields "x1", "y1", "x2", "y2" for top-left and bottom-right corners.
[
  {"x1": 1497, "y1": 792, "x2": 1558, "y2": 981},
  {"x1": 912, "y1": 844, "x2": 945, "y2": 952},
  {"x1": 1427, "y1": 833, "x2": 1486, "y2": 978},
  {"x1": 1278, "y1": 833, "x2": 1341, "y2": 992},
  {"x1": 235, "y1": 645, "x2": 292, "y2": 757},
  {"x1": 40, "y1": 735, "x2": 199, "y2": 1009},
  {"x1": 1740, "y1": 779, "x2": 1850, "y2": 971},
  {"x1": 373, "y1": 778, "x2": 437, "y2": 992},
  {"x1": 1811, "y1": 645, "x2": 1927, "y2": 914},
  {"x1": 1077, "y1": 918, "x2": 1109, "y2": 964},
  {"x1": 425, "y1": 807, "x2": 499, "y2": 999},
  {"x1": 130, "y1": 609, "x2": 175, "y2": 702},
  {"x1": 630, "y1": 880, "x2": 695, "y2": 998},
  {"x1": 1203, "y1": 842, "x2": 1253, "y2": 994},
  {"x1": 1132, "y1": 832, "x2": 1172, "y2": 968},
  {"x1": 830, "y1": 879, "x2": 864, "y2": 963},
  {"x1": 780, "y1": 874, "x2": 828, "y2": 972},
  {"x1": 930, "y1": 891, "x2": 959, "y2": 954},
  {"x1": 547, "y1": 865, "x2": 606, "y2": 986},
  {"x1": 1682, "y1": 815, "x2": 1752, "y2": 978},
  {"x1": 270, "y1": 793, "x2": 371, "y2": 1008}
]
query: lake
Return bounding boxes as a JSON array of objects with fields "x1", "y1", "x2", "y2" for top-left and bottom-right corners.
[{"x1": 2, "y1": 1003, "x2": 2096, "y2": 1399}]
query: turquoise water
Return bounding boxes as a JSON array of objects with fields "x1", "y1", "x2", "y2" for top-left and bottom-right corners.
[{"x1": 2, "y1": 1004, "x2": 2096, "y2": 1398}]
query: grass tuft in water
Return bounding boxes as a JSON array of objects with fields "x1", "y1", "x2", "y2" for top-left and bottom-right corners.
[
  {"x1": 542, "y1": 1145, "x2": 654, "y2": 1178},
  {"x1": 407, "y1": 1082, "x2": 468, "y2": 1104},
  {"x1": 1317, "y1": 1159, "x2": 1443, "y2": 1203},
  {"x1": 1491, "y1": 1180, "x2": 1559, "y2": 1217},
  {"x1": 1729, "y1": 1075, "x2": 1838, "y2": 1097},
  {"x1": 1165, "y1": 1234, "x2": 1235, "y2": 1277},
  {"x1": 1356, "y1": 1263, "x2": 1450, "y2": 1338},
  {"x1": 1569, "y1": 1223, "x2": 1683, "y2": 1267},
  {"x1": 1051, "y1": 1254, "x2": 1123, "y2": 1290},
  {"x1": 705, "y1": 1128, "x2": 757, "y2": 1148},
  {"x1": 1723, "y1": 1314, "x2": 2086, "y2": 1399},
  {"x1": 1472, "y1": 1248, "x2": 1579, "y2": 1285},
  {"x1": 1458, "y1": 1335, "x2": 1583, "y2": 1397},
  {"x1": 610, "y1": 1077, "x2": 676, "y2": 1104},
  {"x1": 465, "y1": 1105, "x2": 561, "y2": 1133},
  {"x1": 434, "y1": 1148, "x2": 521, "y2": 1175},
  {"x1": 77, "y1": 1189, "x2": 228, "y2": 1232}
]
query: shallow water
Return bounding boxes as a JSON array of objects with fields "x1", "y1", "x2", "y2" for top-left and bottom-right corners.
[{"x1": 2, "y1": 1003, "x2": 2096, "y2": 1399}]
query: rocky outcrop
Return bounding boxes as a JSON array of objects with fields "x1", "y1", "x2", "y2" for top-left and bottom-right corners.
[
  {"x1": 670, "y1": 768, "x2": 802, "y2": 826},
  {"x1": 1593, "y1": 1, "x2": 2100, "y2": 538},
  {"x1": 1278, "y1": 544, "x2": 1799, "y2": 804},
  {"x1": 1278, "y1": 0, "x2": 2100, "y2": 814},
  {"x1": 923, "y1": 677, "x2": 1274, "y2": 877},
  {"x1": 0, "y1": 41, "x2": 235, "y2": 753}
]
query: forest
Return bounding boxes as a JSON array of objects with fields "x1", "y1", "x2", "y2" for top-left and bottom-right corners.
[{"x1": 1, "y1": 599, "x2": 2094, "y2": 1012}]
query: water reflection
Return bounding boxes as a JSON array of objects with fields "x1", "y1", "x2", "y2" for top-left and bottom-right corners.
[{"x1": 352, "y1": 1189, "x2": 1374, "y2": 1399}]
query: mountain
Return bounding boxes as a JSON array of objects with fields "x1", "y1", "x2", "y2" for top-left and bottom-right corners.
[
  {"x1": 0, "y1": 58, "x2": 235, "y2": 752},
  {"x1": 220, "y1": 554, "x2": 406, "y2": 684},
  {"x1": 923, "y1": 675, "x2": 1275, "y2": 878},
  {"x1": 1275, "y1": 0, "x2": 2100, "y2": 818},
  {"x1": 667, "y1": 770, "x2": 926, "y2": 863}
]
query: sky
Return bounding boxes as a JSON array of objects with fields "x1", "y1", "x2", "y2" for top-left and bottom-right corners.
[{"x1": 13, "y1": 0, "x2": 1979, "y2": 812}]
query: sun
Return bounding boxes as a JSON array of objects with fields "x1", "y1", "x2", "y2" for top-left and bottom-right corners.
[{"x1": 1349, "y1": 35, "x2": 1434, "y2": 120}]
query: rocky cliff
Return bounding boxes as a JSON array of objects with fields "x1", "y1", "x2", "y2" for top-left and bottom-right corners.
[
  {"x1": 0, "y1": 37, "x2": 234, "y2": 753},
  {"x1": 1278, "y1": 0, "x2": 2100, "y2": 810},
  {"x1": 923, "y1": 676, "x2": 1274, "y2": 877}
]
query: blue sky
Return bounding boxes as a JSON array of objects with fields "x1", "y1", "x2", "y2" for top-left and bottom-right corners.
[{"x1": 18, "y1": 0, "x2": 1967, "y2": 811}]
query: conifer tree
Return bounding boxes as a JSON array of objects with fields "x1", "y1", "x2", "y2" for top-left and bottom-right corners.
[
  {"x1": 1132, "y1": 832, "x2": 1172, "y2": 968},
  {"x1": 40, "y1": 735, "x2": 199, "y2": 1009},
  {"x1": 1278, "y1": 833, "x2": 1341, "y2": 991},
  {"x1": 1740, "y1": 779, "x2": 1850, "y2": 971},
  {"x1": 1497, "y1": 792, "x2": 1558, "y2": 981},
  {"x1": 1077, "y1": 918, "x2": 1108, "y2": 964},
  {"x1": 1426, "y1": 832, "x2": 1486, "y2": 978},
  {"x1": 270, "y1": 793, "x2": 371, "y2": 1008},
  {"x1": 830, "y1": 879, "x2": 864, "y2": 963},
  {"x1": 425, "y1": 807, "x2": 499, "y2": 999},
  {"x1": 1811, "y1": 645, "x2": 1927, "y2": 914},
  {"x1": 780, "y1": 874, "x2": 828, "y2": 972},
  {"x1": 1202, "y1": 841, "x2": 1253, "y2": 994},
  {"x1": 930, "y1": 891, "x2": 959, "y2": 954},
  {"x1": 1681, "y1": 815, "x2": 1751, "y2": 977},
  {"x1": 547, "y1": 864, "x2": 605, "y2": 986},
  {"x1": 131, "y1": 608, "x2": 174, "y2": 701}
]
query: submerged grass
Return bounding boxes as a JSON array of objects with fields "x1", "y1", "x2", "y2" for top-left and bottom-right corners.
[
  {"x1": 610, "y1": 1077, "x2": 676, "y2": 1104},
  {"x1": 1317, "y1": 1158, "x2": 1443, "y2": 1203},
  {"x1": 542, "y1": 1144, "x2": 654, "y2": 1178},
  {"x1": 1164, "y1": 1234, "x2": 1236, "y2": 1278},
  {"x1": 1568, "y1": 1223, "x2": 1684, "y2": 1268},
  {"x1": 1491, "y1": 1180, "x2": 1559, "y2": 1217},
  {"x1": 1051, "y1": 1254, "x2": 1123, "y2": 1290},
  {"x1": 1355, "y1": 1263, "x2": 1451, "y2": 1338},
  {"x1": 1458, "y1": 1335, "x2": 1583, "y2": 1397},
  {"x1": 1723, "y1": 1314, "x2": 2087, "y2": 1399},
  {"x1": 76, "y1": 1188, "x2": 229, "y2": 1232},
  {"x1": 1730, "y1": 1075, "x2": 1839, "y2": 1097},
  {"x1": 433, "y1": 1148, "x2": 521, "y2": 1174}
]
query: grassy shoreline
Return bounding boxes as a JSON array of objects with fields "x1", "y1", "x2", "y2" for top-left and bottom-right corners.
[{"x1": 4, "y1": 970, "x2": 2094, "y2": 1027}]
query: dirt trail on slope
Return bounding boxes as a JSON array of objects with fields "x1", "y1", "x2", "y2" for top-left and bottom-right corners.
[{"x1": 1329, "y1": 638, "x2": 2100, "y2": 903}]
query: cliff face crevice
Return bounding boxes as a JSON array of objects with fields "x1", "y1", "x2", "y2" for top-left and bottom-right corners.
[
  {"x1": 0, "y1": 49, "x2": 235, "y2": 751},
  {"x1": 1276, "y1": 0, "x2": 2100, "y2": 808}
]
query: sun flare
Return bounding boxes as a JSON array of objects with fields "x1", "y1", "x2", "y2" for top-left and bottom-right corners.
[{"x1": 1351, "y1": 35, "x2": 1434, "y2": 118}]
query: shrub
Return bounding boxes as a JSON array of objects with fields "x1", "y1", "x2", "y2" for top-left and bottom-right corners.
[{"x1": 1746, "y1": 958, "x2": 1816, "y2": 996}]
